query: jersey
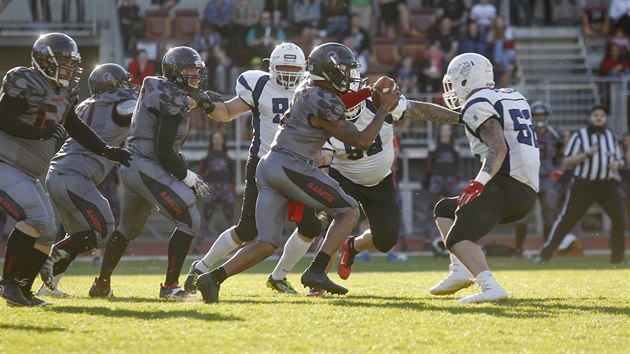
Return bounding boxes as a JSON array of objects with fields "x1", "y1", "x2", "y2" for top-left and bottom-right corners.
[
  {"x1": 235, "y1": 70, "x2": 296, "y2": 158},
  {"x1": 325, "y1": 98, "x2": 404, "y2": 187},
  {"x1": 0, "y1": 67, "x2": 74, "y2": 177},
  {"x1": 50, "y1": 88, "x2": 138, "y2": 185},
  {"x1": 127, "y1": 76, "x2": 191, "y2": 161},
  {"x1": 537, "y1": 126, "x2": 562, "y2": 177},
  {"x1": 460, "y1": 88, "x2": 540, "y2": 192},
  {"x1": 271, "y1": 80, "x2": 345, "y2": 160}
]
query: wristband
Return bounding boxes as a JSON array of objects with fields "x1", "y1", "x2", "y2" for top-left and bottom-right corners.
[
  {"x1": 182, "y1": 170, "x2": 196, "y2": 187},
  {"x1": 474, "y1": 171, "x2": 492, "y2": 185}
]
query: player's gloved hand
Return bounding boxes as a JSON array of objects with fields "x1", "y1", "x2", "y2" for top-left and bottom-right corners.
[
  {"x1": 550, "y1": 168, "x2": 564, "y2": 182},
  {"x1": 183, "y1": 170, "x2": 212, "y2": 199},
  {"x1": 102, "y1": 146, "x2": 133, "y2": 167},
  {"x1": 457, "y1": 180, "x2": 485, "y2": 207},
  {"x1": 39, "y1": 124, "x2": 68, "y2": 141},
  {"x1": 190, "y1": 90, "x2": 223, "y2": 114}
]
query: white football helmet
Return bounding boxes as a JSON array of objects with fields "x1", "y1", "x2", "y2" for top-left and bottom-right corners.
[
  {"x1": 442, "y1": 53, "x2": 495, "y2": 110},
  {"x1": 269, "y1": 42, "x2": 306, "y2": 89}
]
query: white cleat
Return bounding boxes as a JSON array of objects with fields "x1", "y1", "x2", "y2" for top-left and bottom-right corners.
[
  {"x1": 429, "y1": 264, "x2": 474, "y2": 295},
  {"x1": 459, "y1": 275, "x2": 508, "y2": 303},
  {"x1": 37, "y1": 283, "x2": 73, "y2": 298}
]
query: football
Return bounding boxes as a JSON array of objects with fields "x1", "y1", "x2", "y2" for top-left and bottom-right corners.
[{"x1": 371, "y1": 76, "x2": 398, "y2": 111}]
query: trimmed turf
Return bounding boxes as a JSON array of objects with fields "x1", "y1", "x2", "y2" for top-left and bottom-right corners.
[{"x1": 0, "y1": 255, "x2": 628, "y2": 353}]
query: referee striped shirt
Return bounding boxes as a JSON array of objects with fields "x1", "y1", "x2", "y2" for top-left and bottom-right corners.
[{"x1": 564, "y1": 128, "x2": 623, "y2": 181}]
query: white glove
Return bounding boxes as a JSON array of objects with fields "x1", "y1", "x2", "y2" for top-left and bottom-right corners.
[{"x1": 182, "y1": 170, "x2": 212, "y2": 199}]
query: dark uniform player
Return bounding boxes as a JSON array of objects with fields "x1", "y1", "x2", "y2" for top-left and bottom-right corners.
[
  {"x1": 537, "y1": 105, "x2": 626, "y2": 265},
  {"x1": 89, "y1": 46, "x2": 216, "y2": 299},
  {"x1": 196, "y1": 42, "x2": 401, "y2": 303},
  {"x1": 430, "y1": 53, "x2": 539, "y2": 303},
  {"x1": 36, "y1": 63, "x2": 138, "y2": 298},
  {"x1": 0, "y1": 33, "x2": 132, "y2": 306}
]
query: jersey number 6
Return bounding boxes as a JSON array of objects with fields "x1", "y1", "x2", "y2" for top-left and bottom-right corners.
[{"x1": 509, "y1": 109, "x2": 539, "y2": 148}]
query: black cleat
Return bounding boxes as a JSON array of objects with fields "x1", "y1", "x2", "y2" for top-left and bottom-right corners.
[
  {"x1": 89, "y1": 278, "x2": 114, "y2": 298},
  {"x1": 23, "y1": 291, "x2": 52, "y2": 307},
  {"x1": 196, "y1": 273, "x2": 220, "y2": 303},
  {"x1": 0, "y1": 278, "x2": 32, "y2": 306},
  {"x1": 301, "y1": 269, "x2": 348, "y2": 295}
]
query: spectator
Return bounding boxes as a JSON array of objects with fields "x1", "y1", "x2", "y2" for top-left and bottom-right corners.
[
  {"x1": 609, "y1": 27, "x2": 630, "y2": 55},
  {"x1": 431, "y1": 17, "x2": 459, "y2": 61},
  {"x1": 339, "y1": 13, "x2": 371, "y2": 59},
  {"x1": 291, "y1": 0, "x2": 322, "y2": 38},
  {"x1": 195, "y1": 131, "x2": 236, "y2": 245},
  {"x1": 396, "y1": 56, "x2": 419, "y2": 95},
  {"x1": 232, "y1": 0, "x2": 262, "y2": 49},
  {"x1": 127, "y1": 49, "x2": 155, "y2": 86},
  {"x1": 62, "y1": 0, "x2": 84, "y2": 23},
  {"x1": 470, "y1": 0, "x2": 496, "y2": 38},
  {"x1": 320, "y1": 0, "x2": 350, "y2": 38},
  {"x1": 265, "y1": 0, "x2": 290, "y2": 29},
  {"x1": 488, "y1": 15, "x2": 516, "y2": 87},
  {"x1": 458, "y1": 21, "x2": 489, "y2": 58},
  {"x1": 203, "y1": 0, "x2": 233, "y2": 36},
  {"x1": 421, "y1": 42, "x2": 446, "y2": 92},
  {"x1": 530, "y1": 0, "x2": 553, "y2": 25},
  {"x1": 609, "y1": 0, "x2": 630, "y2": 34},
  {"x1": 246, "y1": 10, "x2": 286, "y2": 59},
  {"x1": 378, "y1": 0, "x2": 401, "y2": 38},
  {"x1": 434, "y1": 0, "x2": 467, "y2": 34},
  {"x1": 193, "y1": 22, "x2": 223, "y2": 55},
  {"x1": 510, "y1": 0, "x2": 533, "y2": 26},
  {"x1": 582, "y1": 3, "x2": 609, "y2": 37},
  {"x1": 151, "y1": 0, "x2": 179, "y2": 12},
  {"x1": 349, "y1": 0, "x2": 374, "y2": 35},
  {"x1": 208, "y1": 45, "x2": 241, "y2": 93},
  {"x1": 600, "y1": 43, "x2": 630, "y2": 77},
  {"x1": 29, "y1": 0, "x2": 51, "y2": 22},
  {"x1": 119, "y1": 0, "x2": 142, "y2": 57}
]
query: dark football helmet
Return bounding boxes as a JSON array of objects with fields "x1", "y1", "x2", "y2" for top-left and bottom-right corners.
[
  {"x1": 307, "y1": 42, "x2": 362, "y2": 93},
  {"x1": 31, "y1": 32, "x2": 82, "y2": 89},
  {"x1": 88, "y1": 63, "x2": 136, "y2": 96},
  {"x1": 530, "y1": 100, "x2": 551, "y2": 128},
  {"x1": 161, "y1": 46, "x2": 205, "y2": 92}
]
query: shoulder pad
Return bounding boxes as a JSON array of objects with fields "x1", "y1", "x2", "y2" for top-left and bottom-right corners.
[
  {"x1": 310, "y1": 88, "x2": 345, "y2": 122},
  {"x1": 2, "y1": 66, "x2": 46, "y2": 99}
]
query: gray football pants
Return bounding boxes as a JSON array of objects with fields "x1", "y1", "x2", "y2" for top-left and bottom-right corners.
[
  {"x1": 0, "y1": 162, "x2": 57, "y2": 247},
  {"x1": 255, "y1": 151, "x2": 358, "y2": 247},
  {"x1": 118, "y1": 155, "x2": 200, "y2": 241},
  {"x1": 46, "y1": 170, "x2": 115, "y2": 248}
]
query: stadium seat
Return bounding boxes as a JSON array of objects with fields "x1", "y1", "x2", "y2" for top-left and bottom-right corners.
[
  {"x1": 407, "y1": 9, "x2": 433, "y2": 38},
  {"x1": 145, "y1": 9, "x2": 171, "y2": 39},
  {"x1": 372, "y1": 37, "x2": 399, "y2": 67},
  {"x1": 400, "y1": 39, "x2": 427, "y2": 65},
  {"x1": 174, "y1": 9, "x2": 199, "y2": 38}
]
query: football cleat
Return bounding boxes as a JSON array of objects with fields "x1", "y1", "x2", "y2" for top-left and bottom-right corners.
[
  {"x1": 338, "y1": 237, "x2": 356, "y2": 280},
  {"x1": 159, "y1": 283, "x2": 187, "y2": 299},
  {"x1": 196, "y1": 273, "x2": 220, "y2": 303},
  {"x1": 429, "y1": 263, "x2": 474, "y2": 295},
  {"x1": 184, "y1": 260, "x2": 203, "y2": 294},
  {"x1": 40, "y1": 247, "x2": 69, "y2": 290},
  {"x1": 306, "y1": 288, "x2": 326, "y2": 297},
  {"x1": 23, "y1": 291, "x2": 52, "y2": 307},
  {"x1": 0, "y1": 278, "x2": 32, "y2": 306},
  {"x1": 459, "y1": 277, "x2": 508, "y2": 304},
  {"x1": 301, "y1": 269, "x2": 348, "y2": 295},
  {"x1": 266, "y1": 275, "x2": 298, "y2": 294},
  {"x1": 37, "y1": 283, "x2": 73, "y2": 298},
  {"x1": 89, "y1": 278, "x2": 114, "y2": 298}
]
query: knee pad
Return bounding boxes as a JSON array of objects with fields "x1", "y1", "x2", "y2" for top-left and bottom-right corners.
[
  {"x1": 234, "y1": 218, "x2": 257, "y2": 242},
  {"x1": 296, "y1": 215, "x2": 322, "y2": 240},
  {"x1": 434, "y1": 197, "x2": 457, "y2": 219}
]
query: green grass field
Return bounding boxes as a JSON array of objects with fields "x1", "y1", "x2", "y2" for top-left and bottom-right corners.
[{"x1": 0, "y1": 255, "x2": 628, "y2": 353}]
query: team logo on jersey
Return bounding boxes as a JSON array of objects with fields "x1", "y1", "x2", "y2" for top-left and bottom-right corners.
[
  {"x1": 139, "y1": 171, "x2": 192, "y2": 226},
  {"x1": 282, "y1": 167, "x2": 352, "y2": 209}
]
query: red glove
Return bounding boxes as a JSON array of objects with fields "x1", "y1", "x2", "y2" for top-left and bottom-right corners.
[
  {"x1": 457, "y1": 180, "x2": 485, "y2": 207},
  {"x1": 550, "y1": 168, "x2": 564, "y2": 182}
]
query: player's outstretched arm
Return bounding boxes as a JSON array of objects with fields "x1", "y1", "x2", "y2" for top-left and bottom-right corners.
[
  {"x1": 202, "y1": 96, "x2": 251, "y2": 122},
  {"x1": 403, "y1": 100, "x2": 460, "y2": 125}
]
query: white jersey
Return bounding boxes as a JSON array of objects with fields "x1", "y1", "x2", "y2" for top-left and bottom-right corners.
[
  {"x1": 325, "y1": 96, "x2": 406, "y2": 187},
  {"x1": 235, "y1": 70, "x2": 297, "y2": 158},
  {"x1": 461, "y1": 88, "x2": 540, "y2": 192}
]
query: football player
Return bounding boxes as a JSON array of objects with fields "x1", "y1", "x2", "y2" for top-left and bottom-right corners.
[
  {"x1": 89, "y1": 46, "x2": 218, "y2": 299},
  {"x1": 429, "y1": 53, "x2": 540, "y2": 303},
  {"x1": 183, "y1": 42, "x2": 323, "y2": 295},
  {"x1": 0, "y1": 33, "x2": 132, "y2": 306},
  {"x1": 195, "y1": 43, "x2": 400, "y2": 303},
  {"x1": 36, "y1": 63, "x2": 138, "y2": 298}
]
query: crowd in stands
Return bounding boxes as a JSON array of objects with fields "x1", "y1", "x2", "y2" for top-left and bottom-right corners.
[{"x1": 594, "y1": 0, "x2": 630, "y2": 79}]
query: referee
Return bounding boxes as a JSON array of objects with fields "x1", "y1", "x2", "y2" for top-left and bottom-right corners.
[{"x1": 538, "y1": 105, "x2": 626, "y2": 264}]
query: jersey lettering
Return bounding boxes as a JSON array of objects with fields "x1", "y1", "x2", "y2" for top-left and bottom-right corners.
[
  {"x1": 509, "y1": 108, "x2": 538, "y2": 148},
  {"x1": 272, "y1": 97, "x2": 289, "y2": 124},
  {"x1": 343, "y1": 135, "x2": 383, "y2": 160}
]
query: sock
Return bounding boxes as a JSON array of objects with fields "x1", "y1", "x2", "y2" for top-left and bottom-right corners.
[
  {"x1": 271, "y1": 230, "x2": 311, "y2": 280},
  {"x1": 53, "y1": 256, "x2": 76, "y2": 276},
  {"x1": 165, "y1": 230, "x2": 193, "y2": 285},
  {"x1": 98, "y1": 231, "x2": 129, "y2": 283},
  {"x1": 309, "y1": 251, "x2": 331, "y2": 274},
  {"x1": 2, "y1": 228, "x2": 37, "y2": 279},
  {"x1": 210, "y1": 266, "x2": 228, "y2": 285},
  {"x1": 197, "y1": 228, "x2": 239, "y2": 273},
  {"x1": 18, "y1": 248, "x2": 48, "y2": 293}
]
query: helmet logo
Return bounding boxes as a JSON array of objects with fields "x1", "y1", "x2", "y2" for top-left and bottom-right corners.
[
  {"x1": 328, "y1": 51, "x2": 339, "y2": 64},
  {"x1": 283, "y1": 54, "x2": 297, "y2": 63},
  {"x1": 103, "y1": 73, "x2": 113, "y2": 82}
]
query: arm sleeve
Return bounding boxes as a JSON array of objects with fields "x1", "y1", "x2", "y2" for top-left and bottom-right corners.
[
  {"x1": 63, "y1": 109, "x2": 107, "y2": 155},
  {"x1": 0, "y1": 93, "x2": 48, "y2": 140},
  {"x1": 154, "y1": 110, "x2": 187, "y2": 180}
]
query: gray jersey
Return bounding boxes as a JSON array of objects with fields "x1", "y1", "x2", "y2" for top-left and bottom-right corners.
[
  {"x1": 538, "y1": 127, "x2": 562, "y2": 177},
  {"x1": 271, "y1": 80, "x2": 345, "y2": 160},
  {"x1": 50, "y1": 88, "x2": 137, "y2": 185},
  {"x1": 0, "y1": 67, "x2": 74, "y2": 177},
  {"x1": 127, "y1": 76, "x2": 191, "y2": 160}
]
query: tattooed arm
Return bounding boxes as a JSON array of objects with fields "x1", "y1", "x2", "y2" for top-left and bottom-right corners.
[
  {"x1": 477, "y1": 118, "x2": 508, "y2": 178},
  {"x1": 403, "y1": 100, "x2": 460, "y2": 125}
]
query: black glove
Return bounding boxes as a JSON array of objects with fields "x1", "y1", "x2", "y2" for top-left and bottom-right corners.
[
  {"x1": 190, "y1": 90, "x2": 224, "y2": 114},
  {"x1": 192, "y1": 179, "x2": 212, "y2": 199},
  {"x1": 102, "y1": 146, "x2": 133, "y2": 167},
  {"x1": 39, "y1": 124, "x2": 68, "y2": 141}
]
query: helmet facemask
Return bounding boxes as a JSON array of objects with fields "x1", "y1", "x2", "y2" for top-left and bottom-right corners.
[
  {"x1": 271, "y1": 64, "x2": 304, "y2": 89},
  {"x1": 442, "y1": 75, "x2": 463, "y2": 110},
  {"x1": 324, "y1": 59, "x2": 363, "y2": 94},
  {"x1": 179, "y1": 63, "x2": 205, "y2": 91},
  {"x1": 33, "y1": 46, "x2": 82, "y2": 89}
]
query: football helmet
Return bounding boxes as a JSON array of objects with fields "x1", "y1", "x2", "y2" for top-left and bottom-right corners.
[
  {"x1": 530, "y1": 100, "x2": 551, "y2": 128},
  {"x1": 88, "y1": 63, "x2": 136, "y2": 96},
  {"x1": 308, "y1": 42, "x2": 362, "y2": 93},
  {"x1": 31, "y1": 32, "x2": 82, "y2": 89},
  {"x1": 162, "y1": 46, "x2": 205, "y2": 92},
  {"x1": 442, "y1": 53, "x2": 494, "y2": 110},
  {"x1": 269, "y1": 42, "x2": 306, "y2": 89}
]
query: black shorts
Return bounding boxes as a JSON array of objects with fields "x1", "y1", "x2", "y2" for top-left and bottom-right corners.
[{"x1": 329, "y1": 168, "x2": 400, "y2": 252}]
